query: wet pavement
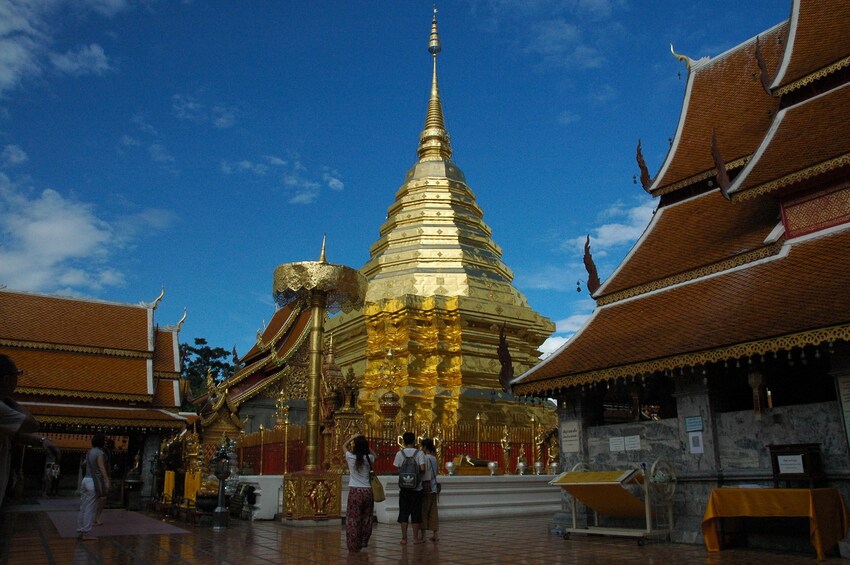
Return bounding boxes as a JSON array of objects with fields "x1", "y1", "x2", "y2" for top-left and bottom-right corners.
[{"x1": 1, "y1": 497, "x2": 849, "y2": 564}]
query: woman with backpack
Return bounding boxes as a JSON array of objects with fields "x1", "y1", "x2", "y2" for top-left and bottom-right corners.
[
  {"x1": 393, "y1": 431, "x2": 426, "y2": 545},
  {"x1": 343, "y1": 433, "x2": 376, "y2": 554}
]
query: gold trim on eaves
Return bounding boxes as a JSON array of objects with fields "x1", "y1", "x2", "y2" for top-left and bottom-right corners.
[
  {"x1": 775, "y1": 55, "x2": 850, "y2": 96},
  {"x1": 734, "y1": 154, "x2": 850, "y2": 201},
  {"x1": 513, "y1": 324, "x2": 850, "y2": 396},
  {"x1": 0, "y1": 338, "x2": 151, "y2": 359},
  {"x1": 14, "y1": 387, "x2": 151, "y2": 402},
  {"x1": 36, "y1": 415, "x2": 185, "y2": 429},
  {"x1": 597, "y1": 241, "x2": 783, "y2": 306},
  {"x1": 651, "y1": 157, "x2": 750, "y2": 197}
]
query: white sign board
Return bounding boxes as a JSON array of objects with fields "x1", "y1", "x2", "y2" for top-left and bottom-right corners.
[
  {"x1": 624, "y1": 435, "x2": 641, "y2": 451},
  {"x1": 777, "y1": 454, "x2": 805, "y2": 475},
  {"x1": 560, "y1": 421, "x2": 581, "y2": 454},
  {"x1": 689, "y1": 431, "x2": 704, "y2": 454},
  {"x1": 609, "y1": 436, "x2": 625, "y2": 452}
]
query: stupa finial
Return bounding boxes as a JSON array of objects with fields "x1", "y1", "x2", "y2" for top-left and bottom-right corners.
[
  {"x1": 319, "y1": 234, "x2": 327, "y2": 263},
  {"x1": 417, "y1": 6, "x2": 452, "y2": 162}
]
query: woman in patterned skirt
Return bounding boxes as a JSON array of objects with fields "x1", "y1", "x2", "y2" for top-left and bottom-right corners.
[{"x1": 343, "y1": 433, "x2": 377, "y2": 554}]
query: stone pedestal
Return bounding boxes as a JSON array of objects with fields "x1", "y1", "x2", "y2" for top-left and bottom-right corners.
[{"x1": 283, "y1": 470, "x2": 342, "y2": 521}]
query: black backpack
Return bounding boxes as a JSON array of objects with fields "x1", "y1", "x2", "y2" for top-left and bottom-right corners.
[{"x1": 398, "y1": 449, "x2": 421, "y2": 490}]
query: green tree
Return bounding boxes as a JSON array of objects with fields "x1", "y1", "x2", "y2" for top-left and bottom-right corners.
[{"x1": 180, "y1": 338, "x2": 239, "y2": 398}]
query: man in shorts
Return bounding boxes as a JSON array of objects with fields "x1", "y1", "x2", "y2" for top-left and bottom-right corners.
[{"x1": 393, "y1": 431, "x2": 426, "y2": 545}]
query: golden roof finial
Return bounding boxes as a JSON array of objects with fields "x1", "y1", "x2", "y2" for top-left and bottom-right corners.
[
  {"x1": 319, "y1": 234, "x2": 327, "y2": 263},
  {"x1": 417, "y1": 6, "x2": 452, "y2": 163},
  {"x1": 670, "y1": 44, "x2": 695, "y2": 70},
  {"x1": 176, "y1": 308, "x2": 187, "y2": 331},
  {"x1": 151, "y1": 287, "x2": 165, "y2": 310}
]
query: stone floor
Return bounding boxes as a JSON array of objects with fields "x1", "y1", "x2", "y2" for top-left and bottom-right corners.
[{"x1": 1, "y1": 498, "x2": 849, "y2": 564}]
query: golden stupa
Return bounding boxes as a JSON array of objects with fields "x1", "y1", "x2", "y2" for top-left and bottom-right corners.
[{"x1": 327, "y1": 10, "x2": 555, "y2": 429}]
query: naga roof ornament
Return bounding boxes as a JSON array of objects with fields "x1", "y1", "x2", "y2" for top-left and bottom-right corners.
[
  {"x1": 710, "y1": 129, "x2": 732, "y2": 200},
  {"x1": 636, "y1": 139, "x2": 653, "y2": 192},
  {"x1": 417, "y1": 7, "x2": 452, "y2": 163},
  {"x1": 670, "y1": 44, "x2": 695, "y2": 69}
]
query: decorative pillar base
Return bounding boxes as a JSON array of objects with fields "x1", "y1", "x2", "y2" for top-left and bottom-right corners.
[{"x1": 282, "y1": 470, "x2": 342, "y2": 521}]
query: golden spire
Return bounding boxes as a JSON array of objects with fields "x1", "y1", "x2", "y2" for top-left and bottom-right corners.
[
  {"x1": 319, "y1": 234, "x2": 327, "y2": 264},
  {"x1": 417, "y1": 7, "x2": 452, "y2": 162}
]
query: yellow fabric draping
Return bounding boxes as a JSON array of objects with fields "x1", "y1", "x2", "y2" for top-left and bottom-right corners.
[
  {"x1": 163, "y1": 470, "x2": 175, "y2": 502},
  {"x1": 183, "y1": 471, "x2": 201, "y2": 503},
  {"x1": 701, "y1": 488, "x2": 848, "y2": 561}
]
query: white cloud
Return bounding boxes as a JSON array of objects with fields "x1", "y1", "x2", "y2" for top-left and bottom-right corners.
[
  {"x1": 562, "y1": 197, "x2": 655, "y2": 254},
  {"x1": 1, "y1": 145, "x2": 28, "y2": 166},
  {"x1": 538, "y1": 335, "x2": 568, "y2": 359},
  {"x1": 322, "y1": 169, "x2": 344, "y2": 191},
  {"x1": 517, "y1": 264, "x2": 576, "y2": 292},
  {"x1": 131, "y1": 114, "x2": 158, "y2": 136},
  {"x1": 0, "y1": 1, "x2": 126, "y2": 99},
  {"x1": 526, "y1": 19, "x2": 580, "y2": 57},
  {"x1": 50, "y1": 43, "x2": 111, "y2": 76},
  {"x1": 222, "y1": 153, "x2": 341, "y2": 204},
  {"x1": 211, "y1": 105, "x2": 236, "y2": 129},
  {"x1": 557, "y1": 110, "x2": 580, "y2": 126},
  {"x1": 148, "y1": 143, "x2": 175, "y2": 164},
  {"x1": 173, "y1": 93, "x2": 238, "y2": 129},
  {"x1": 264, "y1": 155, "x2": 287, "y2": 167},
  {"x1": 0, "y1": 174, "x2": 172, "y2": 293},
  {"x1": 285, "y1": 175, "x2": 321, "y2": 205},
  {"x1": 555, "y1": 312, "x2": 592, "y2": 334},
  {"x1": 120, "y1": 134, "x2": 140, "y2": 146}
]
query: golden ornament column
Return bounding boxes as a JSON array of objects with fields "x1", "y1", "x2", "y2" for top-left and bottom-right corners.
[{"x1": 273, "y1": 238, "x2": 367, "y2": 521}]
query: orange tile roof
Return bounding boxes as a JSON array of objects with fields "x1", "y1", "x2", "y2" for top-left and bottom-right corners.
[
  {"x1": 0, "y1": 289, "x2": 151, "y2": 352},
  {"x1": 239, "y1": 303, "x2": 300, "y2": 364},
  {"x1": 153, "y1": 329, "x2": 180, "y2": 374},
  {"x1": 152, "y1": 377, "x2": 180, "y2": 408},
  {"x1": 228, "y1": 304, "x2": 312, "y2": 406},
  {"x1": 4, "y1": 346, "x2": 152, "y2": 399},
  {"x1": 514, "y1": 225, "x2": 850, "y2": 395},
  {"x1": 21, "y1": 402, "x2": 187, "y2": 429},
  {"x1": 773, "y1": 0, "x2": 850, "y2": 93},
  {"x1": 732, "y1": 81, "x2": 850, "y2": 195},
  {"x1": 651, "y1": 23, "x2": 787, "y2": 194},
  {"x1": 599, "y1": 190, "x2": 781, "y2": 298}
]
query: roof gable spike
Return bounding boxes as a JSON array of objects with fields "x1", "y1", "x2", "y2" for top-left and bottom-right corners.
[
  {"x1": 636, "y1": 139, "x2": 653, "y2": 192},
  {"x1": 710, "y1": 129, "x2": 732, "y2": 200},
  {"x1": 754, "y1": 36, "x2": 774, "y2": 95}
]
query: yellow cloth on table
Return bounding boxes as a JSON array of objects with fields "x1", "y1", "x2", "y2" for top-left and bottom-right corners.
[
  {"x1": 552, "y1": 470, "x2": 646, "y2": 518},
  {"x1": 163, "y1": 470, "x2": 175, "y2": 503},
  {"x1": 701, "y1": 488, "x2": 848, "y2": 561}
]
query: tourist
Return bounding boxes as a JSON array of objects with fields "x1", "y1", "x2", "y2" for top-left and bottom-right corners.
[
  {"x1": 77, "y1": 432, "x2": 110, "y2": 541},
  {"x1": 343, "y1": 433, "x2": 376, "y2": 554},
  {"x1": 47, "y1": 462, "x2": 61, "y2": 496},
  {"x1": 0, "y1": 355, "x2": 60, "y2": 508},
  {"x1": 418, "y1": 437, "x2": 440, "y2": 542},
  {"x1": 393, "y1": 431, "x2": 425, "y2": 545},
  {"x1": 94, "y1": 437, "x2": 114, "y2": 526}
]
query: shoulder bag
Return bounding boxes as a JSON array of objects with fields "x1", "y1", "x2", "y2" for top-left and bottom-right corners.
[{"x1": 368, "y1": 456, "x2": 386, "y2": 503}]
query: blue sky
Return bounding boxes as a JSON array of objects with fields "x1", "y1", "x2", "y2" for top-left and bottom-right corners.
[{"x1": 0, "y1": 0, "x2": 790, "y2": 358}]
